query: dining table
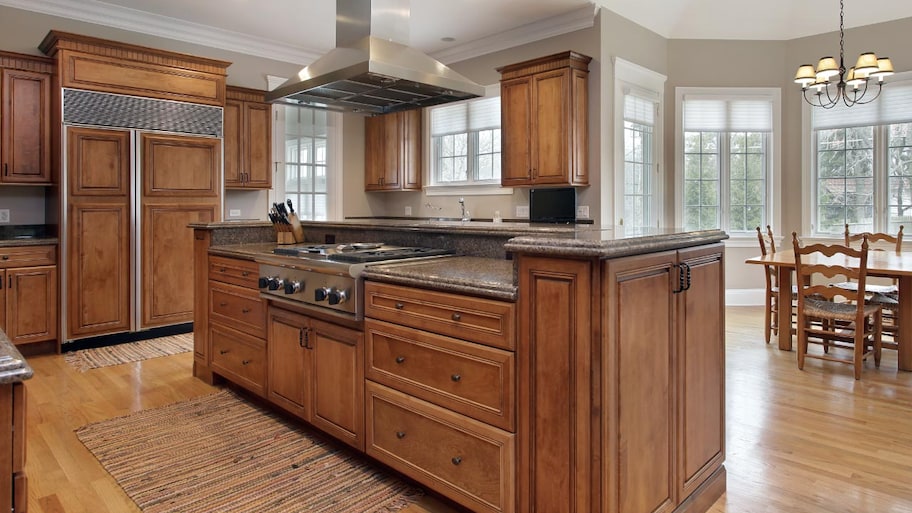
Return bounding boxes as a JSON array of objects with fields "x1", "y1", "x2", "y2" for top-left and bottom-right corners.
[{"x1": 745, "y1": 248, "x2": 912, "y2": 371}]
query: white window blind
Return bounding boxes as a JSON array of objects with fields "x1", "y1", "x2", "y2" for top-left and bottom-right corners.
[
  {"x1": 811, "y1": 79, "x2": 912, "y2": 130},
  {"x1": 683, "y1": 96, "x2": 772, "y2": 131},
  {"x1": 430, "y1": 96, "x2": 500, "y2": 135},
  {"x1": 624, "y1": 94, "x2": 655, "y2": 125}
]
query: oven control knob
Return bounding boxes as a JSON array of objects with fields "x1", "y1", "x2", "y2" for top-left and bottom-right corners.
[
  {"x1": 267, "y1": 277, "x2": 285, "y2": 291},
  {"x1": 315, "y1": 287, "x2": 331, "y2": 302},
  {"x1": 284, "y1": 281, "x2": 303, "y2": 294},
  {"x1": 258, "y1": 277, "x2": 270, "y2": 289},
  {"x1": 328, "y1": 289, "x2": 348, "y2": 306}
]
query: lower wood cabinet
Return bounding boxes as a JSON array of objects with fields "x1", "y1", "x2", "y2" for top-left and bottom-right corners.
[
  {"x1": 0, "y1": 382, "x2": 27, "y2": 513},
  {"x1": 366, "y1": 381, "x2": 515, "y2": 513},
  {"x1": 210, "y1": 323, "x2": 267, "y2": 397},
  {"x1": 267, "y1": 306, "x2": 364, "y2": 450},
  {"x1": 1, "y1": 245, "x2": 58, "y2": 346}
]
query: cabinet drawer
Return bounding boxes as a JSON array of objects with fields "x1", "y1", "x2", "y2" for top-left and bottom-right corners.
[
  {"x1": 364, "y1": 282, "x2": 515, "y2": 350},
  {"x1": 366, "y1": 319, "x2": 514, "y2": 431},
  {"x1": 210, "y1": 324, "x2": 266, "y2": 396},
  {"x1": 210, "y1": 281, "x2": 266, "y2": 338},
  {"x1": 366, "y1": 382, "x2": 514, "y2": 513},
  {"x1": 0, "y1": 245, "x2": 56, "y2": 268},
  {"x1": 209, "y1": 255, "x2": 259, "y2": 288}
]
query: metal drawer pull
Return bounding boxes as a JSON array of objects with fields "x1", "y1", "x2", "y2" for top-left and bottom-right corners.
[
  {"x1": 451, "y1": 456, "x2": 462, "y2": 466},
  {"x1": 396, "y1": 431, "x2": 406, "y2": 439},
  {"x1": 395, "y1": 356, "x2": 406, "y2": 364},
  {"x1": 451, "y1": 374, "x2": 461, "y2": 382},
  {"x1": 242, "y1": 308, "x2": 251, "y2": 313},
  {"x1": 242, "y1": 271, "x2": 250, "y2": 276},
  {"x1": 219, "y1": 267, "x2": 227, "y2": 272},
  {"x1": 219, "y1": 349, "x2": 229, "y2": 355},
  {"x1": 219, "y1": 302, "x2": 228, "y2": 307},
  {"x1": 242, "y1": 359, "x2": 251, "y2": 365},
  {"x1": 451, "y1": 313, "x2": 461, "y2": 321},
  {"x1": 395, "y1": 302, "x2": 404, "y2": 309},
  {"x1": 1, "y1": 255, "x2": 8, "y2": 260}
]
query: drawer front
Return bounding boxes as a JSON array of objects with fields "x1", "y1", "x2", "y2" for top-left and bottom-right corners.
[
  {"x1": 366, "y1": 319, "x2": 514, "y2": 431},
  {"x1": 210, "y1": 281, "x2": 266, "y2": 338},
  {"x1": 366, "y1": 382, "x2": 514, "y2": 513},
  {"x1": 0, "y1": 245, "x2": 56, "y2": 268},
  {"x1": 210, "y1": 324, "x2": 266, "y2": 395},
  {"x1": 208, "y1": 255, "x2": 259, "y2": 288},
  {"x1": 364, "y1": 282, "x2": 515, "y2": 350}
]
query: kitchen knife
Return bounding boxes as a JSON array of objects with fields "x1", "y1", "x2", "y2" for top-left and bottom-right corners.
[{"x1": 286, "y1": 199, "x2": 295, "y2": 214}]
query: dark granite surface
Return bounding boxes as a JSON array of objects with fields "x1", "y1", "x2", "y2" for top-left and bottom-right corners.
[
  {"x1": 0, "y1": 329, "x2": 33, "y2": 384},
  {"x1": 0, "y1": 224, "x2": 58, "y2": 247},
  {"x1": 362, "y1": 256, "x2": 516, "y2": 301},
  {"x1": 0, "y1": 237, "x2": 58, "y2": 248}
]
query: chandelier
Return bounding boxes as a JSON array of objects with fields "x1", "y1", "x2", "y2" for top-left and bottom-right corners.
[{"x1": 794, "y1": 0, "x2": 894, "y2": 109}]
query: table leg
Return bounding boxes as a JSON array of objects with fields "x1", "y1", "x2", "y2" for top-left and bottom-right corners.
[
  {"x1": 898, "y1": 277, "x2": 912, "y2": 371},
  {"x1": 778, "y1": 267, "x2": 793, "y2": 351}
]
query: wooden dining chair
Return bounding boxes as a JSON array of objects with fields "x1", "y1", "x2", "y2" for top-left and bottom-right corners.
[
  {"x1": 757, "y1": 225, "x2": 799, "y2": 344},
  {"x1": 843, "y1": 224, "x2": 904, "y2": 350},
  {"x1": 792, "y1": 233, "x2": 883, "y2": 380}
]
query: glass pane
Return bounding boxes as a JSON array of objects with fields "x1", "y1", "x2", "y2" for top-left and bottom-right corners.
[
  {"x1": 701, "y1": 206, "x2": 720, "y2": 229},
  {"x1": 479, "y1": 130, "x2": 492, "y2": 154},
  {"x1": 702, "y1": 155, "x2": 719, "y2": 179},
  {"x1": 478, "y1": 154, "x2": 492, "y2": 180},
  {"x1": 315, "y1": 166, "x2": 327, "y2": 193},
  {"x1": 441, "y1": 135, "x2": 454, "y2": 157},
  {"x1": 745, "y1": 205, "x2": 763, "y2": 231},
  {"x1": 314, "y1": 194, "x2": 327, "y2": 220},
  {"x1": 701, "y1": 132, "x2": 719, "y2": 153},
  {"x1": 729, "y1": 206, "x2": 746, "y2": 232},
  {"x1": 746, "y1": 154, "x2": 764, "y2": 179},
  {"x1": 454, "y1": 156, "x2": 468, "y2": 181},
  {"x1": 684, "y1": 132, "x2": 701, "y2": 153},
  {"x1": 285, "y1": 165, "x2": 299, "y2": 191},
  {"x1": 300, "y1": 165, "x2": 314, "y2": 193},
  {"x1": 685, "y1": 155, "x2": 702, "y2": 180},
  {"x1": 730, "y1": 132, "x2": 745, "y2": 153},
  {"x1": 701, "y1": 181, "x2": 719, "y2": 206},
  {"x1": 314, "y1": 138, "x2": 327, "y2": 165},
  {"x1": 285, "y1": 138, "x2": 300, "y2": 164},
  {"x1": 730, "y1": 154, "x2": 745, "y2": 180},
  {"x1": 439, "y1": 158, "x2": 454, "y2": 182},
  {"x1": 455, "y1": 133, "x2": 468, "y2": 156},
  {"x1": 730, "y1": 181, "x2": 745, "y2": 206},
  {"x1": 285, "y1": 106, "x2": 302, "y2": 136},
  {"x1": 684, "y1": 206, "x2": 701, "y2": 231},
  {"x1": 745, "y1": 180, "x2": 763, "y2": 205},
  {"x1": 299, "y1": 138, "x2": 314, "y2": 164},
  {"x1": 493, "y1": 129, "x2": 502, "y2": 153},
  {"x1": 313, "y1": 110, "x2": 328, "y2": 138},
  {"x1": 684, "y1": 181, "x2": 701, "y2": 207}
]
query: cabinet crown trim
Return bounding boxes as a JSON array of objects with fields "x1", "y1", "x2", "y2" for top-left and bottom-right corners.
[
  {"x1": 0, "y1": 50, "x2": 55, "y2": 73},
  {"x1": 496, "y1": 50, "x2": 592, "y2": 79}
]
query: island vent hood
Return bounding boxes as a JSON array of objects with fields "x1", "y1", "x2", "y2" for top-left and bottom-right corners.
[{"x1": 266, "y1": 0, "x2": 485, "y2": 114}]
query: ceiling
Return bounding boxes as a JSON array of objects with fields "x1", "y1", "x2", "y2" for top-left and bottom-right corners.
[{"x1": 2, "y1": 0, "x2": 911, "y2": 65}]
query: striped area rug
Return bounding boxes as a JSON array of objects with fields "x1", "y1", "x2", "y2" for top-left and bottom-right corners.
[
  {"x1": 64, "y1": 333, "x2": 194, "y2": 371},
  {"x1": 76, "y1": 390, "x2": 423, "y2": 513}
]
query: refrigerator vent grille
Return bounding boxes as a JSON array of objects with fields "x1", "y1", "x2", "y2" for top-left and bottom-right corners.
[{"x1": 62, "y1": 89, "x2": 222, "y2": 137}]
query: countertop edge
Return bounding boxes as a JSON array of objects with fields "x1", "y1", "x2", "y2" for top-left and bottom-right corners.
[
  {"x1": 0, "y1": 330, "x2": 34, "y2": 383},
  {"x1": 0, "y1": 237, "x2": 59, "y2": 248},
  {"x1": 504, "y1": 230, "x2": 729, "y2": 258},
  {"x1": 362, "y1": 269, "x2": 518, "y2": 302}
]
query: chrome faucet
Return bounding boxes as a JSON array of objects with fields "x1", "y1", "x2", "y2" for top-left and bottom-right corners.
[{"x1": 458, "y1": 197, "x2": 470, "y2": 222}]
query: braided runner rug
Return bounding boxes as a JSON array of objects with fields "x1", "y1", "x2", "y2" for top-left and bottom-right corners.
[
  {"x1": 64, "y1": 333, "x2": 193, "y2": 371},
  {"x1": 76, "y1": 390, "x2": 423, "y2": 513}
]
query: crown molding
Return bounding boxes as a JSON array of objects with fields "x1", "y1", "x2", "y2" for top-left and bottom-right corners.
[
  {"x1": 431, "y1": 4, "x2": 598, "y2": 64},
  {"x1": 0, "y1": 0, "x2": 322, "y2": 64}
]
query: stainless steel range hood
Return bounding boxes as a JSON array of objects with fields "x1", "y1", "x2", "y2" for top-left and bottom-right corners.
[{"x1": 266, "y1": 0, "x2": 485, "y2": 114}]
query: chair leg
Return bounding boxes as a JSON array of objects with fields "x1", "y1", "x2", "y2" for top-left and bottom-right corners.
[
  {"x1": 797, "y1": 320, "x2": 806, "y2": 371},
  {"x1": 875, "y1": 311, "x2": 883, "y2": 368},
  {"x1": 765, "y1": 294, "x2": 773, "y2": 343}
]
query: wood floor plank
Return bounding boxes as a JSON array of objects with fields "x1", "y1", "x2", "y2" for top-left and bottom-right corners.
[{"x1": 21, "y1": 308, "x2": 912, "y2": 512}]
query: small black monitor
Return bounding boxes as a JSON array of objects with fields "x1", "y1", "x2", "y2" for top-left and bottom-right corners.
[{"x1": 529, "y1": 187, "x2": 577, "y2": 224}]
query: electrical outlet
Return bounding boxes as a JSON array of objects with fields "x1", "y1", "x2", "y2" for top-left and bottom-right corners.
[
  {"x1": 228, "y1": 209, "x2": 241, "y2": 217},
  {"x1": 405, "y1": 206, "x2": 412, "y2": 216},
  {"x1": 516, "y1": 205, "x2": 529, "y2": 218},
  {"x1": 576, "y1": 205, "x2": 590, "y2": 219},
  {"x1": 0, "y1": 209, "x2": 9, "y2": 223}
]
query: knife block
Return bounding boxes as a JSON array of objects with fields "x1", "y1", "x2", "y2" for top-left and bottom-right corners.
[{"x1": 288, "y1": 213, "x2": 305, "y2": 243}]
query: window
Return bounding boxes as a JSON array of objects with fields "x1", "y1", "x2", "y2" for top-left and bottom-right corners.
[
  {"x1": 284, "y1": 106, "x2": 328, "y2": 220},
  {"x1": 623, "y1": 94, "x2": 657, "y2": 229},
  {"x1": 676, "y1": 89, "x2": 779, "y2": 234},
  {"x1": 809, "y1": 73, "x2": 912, "y2": 235},
  {"x1": 429, "y1": 95, "x2": 501, "y2": 186}
]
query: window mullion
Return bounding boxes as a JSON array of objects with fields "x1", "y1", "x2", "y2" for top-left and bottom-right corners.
[
  {"x1": 720, "y1": 131, "x2": 730, "y2": 232},
  {"x1": 874, "y1": 124, "x2": 887, "y2": 232}
]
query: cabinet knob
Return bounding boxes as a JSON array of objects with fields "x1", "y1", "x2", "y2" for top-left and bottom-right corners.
[
  {"x1": 451, "y1": 456, "x2": 462, "y2": 466},
  {"x1": 219, "y1": 267, "x2": 227, "y2": 272},
  {"x1": 242, "y1": 271, "x2": 250, "y2": 277},
  {"x1": 395, "y1": 356, "x2": 406, "y2": 364},
  {"x1": 451, "y1": 374, "x2": 461, "y2": 382},
  {"x1": 242, "y1": 308, "x2": 251, "y2": 314},
  {"x1": 219, "y1": 302, "x2": 228, "y2": 307},
  {"x1": 219, "y1": 349, "x2": 229, "y2": 355},
  {"x1": 396, "y1": 431, "x2": 406, "y2": 439},
  {"x1": 395, "y1": 302, "x2": 404, "y2": 310},
  {"x1": 242, "y1": 359, "x2": 251, "y2": 365},
  {"x1": 451, "y1": 313, "x2": 461, "y2": 321},
  {"x1": 1, "y1": 255, "x2": 8, "y2": 260}
]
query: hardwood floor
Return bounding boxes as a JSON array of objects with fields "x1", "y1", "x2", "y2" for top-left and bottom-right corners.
[{"x1": 20, "y1": 307, "x2": 912, "y2": 512}]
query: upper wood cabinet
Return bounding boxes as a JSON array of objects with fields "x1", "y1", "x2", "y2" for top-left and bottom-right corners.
[
  {"x1": 497, "y1": 51, "x2": 591, "y2": 187},
  {"x1": 364, "y1": 109, "x2": 421, "y2": 191},
  {"x1": 0, "y1": 51, "x2": 54, "y2": 185},
  {"x1": 224, "y1": 86, "x2": 272, "y2": 189}
]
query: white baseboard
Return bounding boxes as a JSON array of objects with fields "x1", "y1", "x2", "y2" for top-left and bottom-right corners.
[{"x1": 726, "y1": 288, "x2": 765, "y2": 306}]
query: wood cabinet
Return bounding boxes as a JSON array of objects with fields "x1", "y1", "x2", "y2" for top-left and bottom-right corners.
[
  {"x1": 364, "y1": 110, "x2": 421, "y2": 191},
  {"x1": 224, "y1": 86, "x2": 272, "y2": 189},
  {"x1": 1, "y1": 245, "x2": 57, "y2": 346},
  {"x1": 0, "y1": 382, "x2": 27, "y2": 513},
  {"x1": 497, "y1": 51, "x2": 590, "y2": 187},
  {"x1": 515, "y1": 242, "x2": 725, "y2": 513},
  {"x1": 267, "y1": 306, "x2": 365, "y2": 450},
  {"x1": 0, "y1": 52, "x2": 53, "y2": 184},
  {"x1": 364, "y1": 281, "x2": 516, "y2": 513}
]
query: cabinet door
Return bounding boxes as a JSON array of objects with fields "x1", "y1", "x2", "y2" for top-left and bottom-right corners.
[
  {"x1": 1, "y1": 69, "x2": 51, "y2": 183},
  {"x1": 604, "y1": 251, "x2": 677, "y2": 513},
  {"x1": 7, "y1": 265, "x2": 57, "y2": 345},
  {"x1": 141, "y1": 204, "x2": 216, "y2": 328},
  {"x1": 0, "y1": 270, "x2": 5, "y2": 332},
  {"x1": 141, "y1": 133, "x2": 220, "y2": 198},
  {"x1": 67, "y1": 126, "x2": 131, "y2": 197},
  {"x1": 500, "y1": 77, "x2": 532, "y2": 186},
  {"x1": 676, "y1": 245, "x2": 725, "y2": 499},
  {"x1": 530, "y1": 68, "x2": 570, "y2": 184},
  {"x1": 364, "y1": 115, "x2": 386, "y2": 189},
  {"x1": 310, "y1": 317, "x2": 364, "y2": 450},
  {"x1": 223, "y1": 99, "x2": 243, "y2": 187},
  {"x1": 67, "y1": 203, "x2": 131, "y2": 338},
  {"x1": 267, "y1": 307, "x2": 311, "y2": 419},
  {"x1": 243, "y1": 101, "x2": 272, "y2": 189},
  {"x1": 399, "y1": 109, "x2": 421, "y2": 190},
  {"x1": 380, "y1": 113, "x2": 401, "y2": 189}
]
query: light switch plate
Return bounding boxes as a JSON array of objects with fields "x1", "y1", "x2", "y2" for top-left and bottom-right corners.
[
  {"x1": 405, "y1": 206, "x2": 412, "y2": 216},
  {"x1": 516, "y1": 205, "x2": 529, "y2": 218},
  {"x1": 576, "y1": 205, "x2": 590, "y2": 219},
  {"x1": 228, "y1": 209, "x2": 241, "y2": 217},
  {"x1": 0, "y1": 209, "x2": 9, "y2": 223}
]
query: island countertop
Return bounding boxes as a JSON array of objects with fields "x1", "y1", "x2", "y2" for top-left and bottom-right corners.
[
  {"x1": 0, "y1": 329, "x2": 33, "y2": 384},
  {"x1": 361, "y1": 256, "x2": 516, "y2": 301}
]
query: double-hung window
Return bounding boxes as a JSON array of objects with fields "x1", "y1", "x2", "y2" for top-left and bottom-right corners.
[
  {"x1": 428, "y1": 95, "x2": 501, "y2": 187},
  {"x1": 676, "y1": 88, "x2": 780, "y2": 234},
  {"x1": 809, "y1": 72, "x2": 912, "y2": 235},
  {"x1": 284, "y1": 106, "x2": 329, "y2": 220}
]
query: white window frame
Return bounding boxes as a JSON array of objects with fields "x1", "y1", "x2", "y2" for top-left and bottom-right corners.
[
  {"x1": 674, "y1": 87, "x2": 782, "y2": 239},
  {"x1": 802, "y1": 70, "x2": 912, "y2": 237},
  {"x1": 424, "y1": 84, "x2": 511, "y2": 197},
  {"x1": 613, "y1": 57, "x2": 666, "y2": 228}
]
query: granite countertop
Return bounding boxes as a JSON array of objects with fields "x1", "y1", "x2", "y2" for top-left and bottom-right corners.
[
  {"x1": 0, "y1": 237, "x2": 59, "y2": 248},
  {"x1": 0, "y1": 329, "x2": 33, "y2": 384},
  {"x1": 362, "y1": 256, "x2": 517, "y2": 301},
  {"x1": 191, "y1": 219, "x2": 584, "y2": 236},
  {"x1": 504, "y1": 227, "x2": 729, "y2": 258}
]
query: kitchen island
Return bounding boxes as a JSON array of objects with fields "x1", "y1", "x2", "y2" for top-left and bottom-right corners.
[
  {"x1": 191, "y1": 220, "x2": 727, "y2": 513},
  {"x1": 0, "y1": 329, "x2": 33, "y2": 513}
]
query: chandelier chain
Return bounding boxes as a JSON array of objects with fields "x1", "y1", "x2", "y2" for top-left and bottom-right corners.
[{"x1": 839, "y1": 0, "x2": 845, "y2": 72}]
